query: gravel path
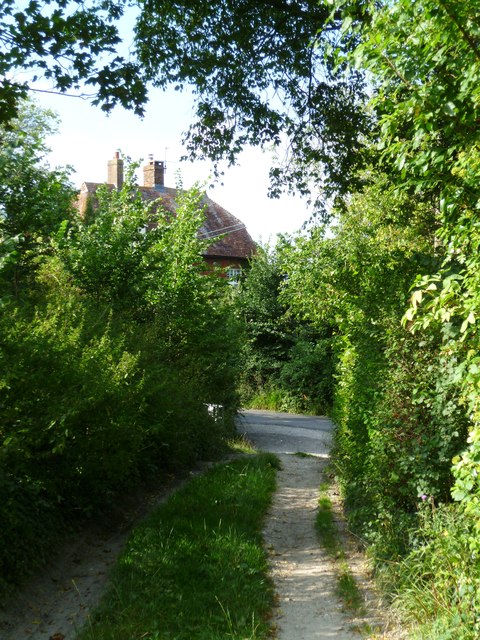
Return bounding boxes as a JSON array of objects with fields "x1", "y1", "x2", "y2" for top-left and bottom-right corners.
[{"x1": 238, "y1": 409, "x2": 367, "y2": 639}]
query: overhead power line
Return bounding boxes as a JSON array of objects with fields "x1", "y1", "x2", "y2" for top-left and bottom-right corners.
[{"x1": 198, "y1": 222, "x2": 246, "y2": 240}]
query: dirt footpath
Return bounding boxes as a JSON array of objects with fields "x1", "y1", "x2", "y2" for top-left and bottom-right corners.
[
  {"x1": 263, "y1": 453, "x2": 360, "y2": 639},
  {"x1": 238, "y1": 409, "x2": 396, "y2": 640}
]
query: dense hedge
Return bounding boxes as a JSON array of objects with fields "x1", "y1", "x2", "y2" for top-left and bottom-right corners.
[
  {"x1": 0, "y1": 105, "x2": 240, "y2": 598},
  {"x1": 278, "y1": 172, "x2": 478, "y2": 634}
]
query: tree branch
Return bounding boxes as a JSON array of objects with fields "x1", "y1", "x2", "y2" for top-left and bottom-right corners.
[
  {"x1": 437, "y1": 0, "x2": 480, "y2": 63},
  {"x1": 28, "y1": 86, "x2": 96, "y2": 100}
]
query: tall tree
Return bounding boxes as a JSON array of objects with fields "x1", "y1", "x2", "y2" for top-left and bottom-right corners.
[{"x1": 0, "y1": 99, "x2": 75, "y2": 297}]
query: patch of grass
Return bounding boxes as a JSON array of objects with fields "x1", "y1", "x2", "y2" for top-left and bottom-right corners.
[
  {"x1": 315, "y1": 483, "x2": 366, "y2": 618},
  {"x1": 245, "y1": 388, "x2": 287, "y2": 411},
  {"x1": 384, "y1": 505, "x2": 480, "y2": 640},
  {"x1": 227, "y1": 434, "x2": 257, "y2": 455},
  {"x1": 316, "y1": 495, "x2": 338, "y2": 556},
  {"x1": 76, "y1": 453, "x2": 280, "y2": 640},
  {"x1": 336, "y1": 562, "x2": 365, "y2": 612}
]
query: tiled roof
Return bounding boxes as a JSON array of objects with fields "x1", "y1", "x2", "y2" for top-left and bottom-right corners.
[{"x1": 78, "y1": 183, "x2": 256, "y2": 260}]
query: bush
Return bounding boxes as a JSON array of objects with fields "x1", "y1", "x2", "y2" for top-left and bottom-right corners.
[
  {"x1": 389, "y1": 504, "x2": 480, "y2": 638},
  {"x1": 0, "y1": 134, "x2": 241, "y2": 599}
]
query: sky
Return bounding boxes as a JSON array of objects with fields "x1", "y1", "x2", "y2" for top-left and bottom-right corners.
[{"x1": 33, "y1": 85, "x2": 312, "y2": 244}]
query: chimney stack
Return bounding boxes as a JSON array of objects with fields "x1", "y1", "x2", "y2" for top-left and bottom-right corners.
[
  {"x1": 107, "y1": 151, "x2": 124, "y2": 189},
  {"x1": 143, "y1": 157, "x2": 165, "y2": 190}
]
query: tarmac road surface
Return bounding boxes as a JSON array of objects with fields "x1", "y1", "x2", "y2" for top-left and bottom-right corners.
[{"x1": 236, "y1": 408, "x2": 334, "y2": 457}]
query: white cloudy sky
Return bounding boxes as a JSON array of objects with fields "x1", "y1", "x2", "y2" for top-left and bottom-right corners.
[{"x1": 33, "y1": 82, "x2": 311, "y2": 243}]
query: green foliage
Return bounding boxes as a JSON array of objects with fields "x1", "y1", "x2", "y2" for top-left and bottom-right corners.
[
  {"x1": 316, "y1": 494, "x2": 337, "y2": 556},
  {"x1": 2, "y1": 0, "x2": 373, "y2": 210},
  {"x1": 0, "y1": 100, "x2": 76, "y2": 297},
  {"x1": 346, "y1": 0, "x2": 480, "y2": 529},
  {"x1": 351, "y1": 0, "x2": 480, "y2": 208},
  {"x1": 0, "y1": 1, "x2": 373, "y2": 209},
  {"x1": 236, "y1": 243, "x2": 333, "y2": 415},
  {"x1": 0, "y1": 104, "x2": 241, "y2": 599},
  {"x1": 277, "y1": 333, "x2": 334, "y2": 414},
  {"x1": 77, "y1": 454, "x2": 279, "y2": 640},
  {"x1": 280, "y1": 171, "x2": 469, "y2": 556},
  {"x1": 236, "y1": 245, "x2": 293, "y2": 388},
  {"x1": 0, "y1": 0, "x2": 147, "y2": 124},
  {"x1": 327, "y1": 1, "x2": 480, "y2": 623},
  {"x1": 386, "y1": 504, "x2": 480, "y2": 639},
  {"x1": 135, "y1": 0, "x2": 369, "y2": 209}
]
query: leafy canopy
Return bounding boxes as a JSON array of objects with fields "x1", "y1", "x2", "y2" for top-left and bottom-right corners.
[
  {"x1": 2, "y1": 1, "x2": 372, "y2": 210},
  {"x1": 135, "y1": 0, "x2": 370, "y2": 209},
  {"x1": 0, "y1": 0, "x2": 147, "y2": 123}
]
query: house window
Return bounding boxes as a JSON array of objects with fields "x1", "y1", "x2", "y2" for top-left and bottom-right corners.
[{"x1": 226, "y1": 267, "x2": 242, "y2": 283}]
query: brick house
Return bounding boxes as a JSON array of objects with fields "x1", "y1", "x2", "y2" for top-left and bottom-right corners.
[{"x1": 77, "y1": 153, "x2": 257, "y2": 278}]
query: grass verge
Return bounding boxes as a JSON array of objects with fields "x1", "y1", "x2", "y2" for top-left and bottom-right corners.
[
  {"x1": 315, "y1": 481, "x2": 366, "y2": 618},
  {"x1": 76, "y1": 453, "x2": 280, "y2": 640}
]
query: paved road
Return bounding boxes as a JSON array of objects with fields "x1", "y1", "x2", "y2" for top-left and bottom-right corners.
[{"x1": 236, "y1": 409, "x2": 334, "y2": 457}]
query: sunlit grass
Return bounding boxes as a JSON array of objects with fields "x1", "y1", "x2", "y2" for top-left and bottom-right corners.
[
  {"x1": 227, "y1": 434, "x2": 257, "y2": 455},
  {"x1": 77, "y1": 454, "x2": 280, "y2": 640}
]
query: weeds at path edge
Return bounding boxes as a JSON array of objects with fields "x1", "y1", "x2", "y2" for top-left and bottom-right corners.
[{"x1": 315, "y1": 480, "x2": 369, "y2": 626}]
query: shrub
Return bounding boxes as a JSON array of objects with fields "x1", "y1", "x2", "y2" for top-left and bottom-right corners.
[{"x1": 0, "y1": 133, "x2": 241, "y2": 598}]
